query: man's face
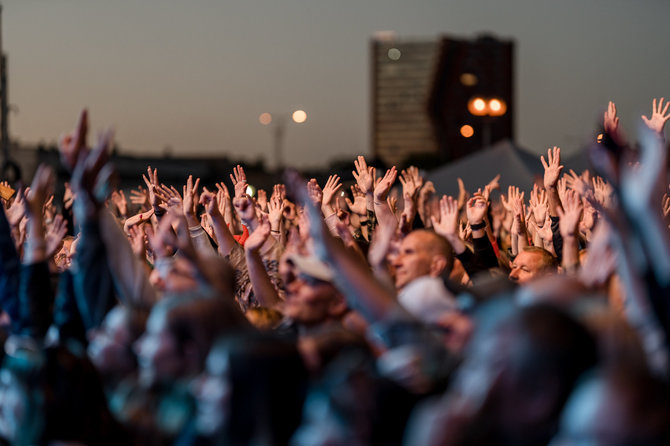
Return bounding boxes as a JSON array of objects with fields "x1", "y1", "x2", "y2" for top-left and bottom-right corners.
[
  {"x1": 393, "y1": 232, "x2": 436, "y2": 289},
  {"x1": 284, "y1": 275, "x2": 338, "y2": 327},
  {"x1": 508, "y1": 251, "x2": 546, "y2": 284}
]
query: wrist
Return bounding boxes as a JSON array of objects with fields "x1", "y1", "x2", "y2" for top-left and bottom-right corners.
[{"x1": 469, "y1": 220, "x2": 486, "y2": 230}]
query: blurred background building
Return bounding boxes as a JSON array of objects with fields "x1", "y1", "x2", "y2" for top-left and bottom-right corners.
[{"x1": 372, "y1": 33, "x2": 515, "y2": 167}]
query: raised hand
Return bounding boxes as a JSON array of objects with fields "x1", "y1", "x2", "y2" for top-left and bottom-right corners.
[
  {"x1": 564, "y1": 169, "x2": 590, "y2": 198},
  {"x1": 182, "y1": 175, "x2": 201, "y2": 219},
  {"x1": 352, "y1": 155, "x2": 376, "y2": 195},
  {"x1": 45, "y1": 214, "x2": 68, "y2": 260},
  {"x1": 25, "y1": 164, "x2": 55, "y2": 219},
  {"x1": 541, "y1": 146, "x2": 563, "y2": 189},
  {"x1": 110, "y1": 190, "x2": 128, "y2": 218},
  {"x1": 256, "y1": 189, "x2": 268, "y2": 212},
  {"x1": 529, "y1": 183, "x2": 548, "y2": 225},
  {"x1": 642, "y1": 97, "x2": 670, "y2": 135},
  {"x1": 321, "y1": 174, "x2": 342, "y2": 217},
  {"x1": 215, "y1": 182, "x2": 231, "y2": 216},
  {"x1": 267, "y1": 193, "x2": 284, "y2": 232},
  {"x1": 399, "y1": 167, "x2": 422, "y2": 200},
  {"x1": 534, "y1": 213, "x2": 553, "y2": 242},
  {"x1": 129, "y1": 186, "x2": 149, "y2": 208},
  {"x1": 272, "y1": 183, "x2": 287, "y2": 201},
  {"x1": 306, "y1": 178, "x2": 323, "y2": 208},
  {"x1": 557, "y1": 190, "x2": 583, "y2": 238},
  {"x1": 511, "y1": 195, "x2": 528, "y2": 235},
  {"x1": 482, "y1": 174, "x2": 501, "y2": 201},
  {"x1": 345, "y1": 184, "x2": 367, "y2": 216},
  {"x1": 142, "y1": 166, "x2": 165, "y2": 211},
  {"x1": 127, "y1": 224, "x2": 147, "y2": 259},
  {"x1": 592, "y1": 176, "x2": 613, "y2": 209},
  {"x1": 199, "y1": 187, "x2": 220, "y2": 217},
  {"x1": 466, "y1": 193, "x2": 488, "y2": 226},
  {"x1": 408, "y1": 166, "x2": 424, "y2": 190},
  {"x1": 58, "y1": 109, "x2": 88, "y2": 171},
  {"x1": 501, "y1": 185, "x2": 524, "y2": 212},
  {"x1": 233, "y1": 195, "x2": 256, "y2": 223},
  {"x1": 459, "y1": 221, "x2": 472, "y2": 242},
  {"x1": 230, "y1": 165, "x2": 248, "y2": 198},
  {"x1": 431, "y1": 195, "x2": 459, "y2": 237},
  {"x1": 6, "y1": 189, "x2": 26, "y2": 227},
  {"x1": 373, "y1": 166, "x2": 397, "y2": 202},
  {"x1": 244, "y1": 213, "x2": 271, "y2": 253},
  {"x1": 603, "y1": 101, "x2": 619, "y2": 134}
]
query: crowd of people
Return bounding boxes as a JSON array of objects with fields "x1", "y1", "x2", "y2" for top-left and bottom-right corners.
[{"x1": 0, "y1": 98, "x2": 670, "y2": 445}]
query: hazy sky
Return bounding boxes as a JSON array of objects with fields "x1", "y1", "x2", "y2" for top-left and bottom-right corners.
[{"x1": 3, "y1": 0, "x2": 670, "y2": 168}]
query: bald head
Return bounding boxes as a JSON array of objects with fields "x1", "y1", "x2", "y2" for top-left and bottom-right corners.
[{"x1": 393, "y1": 230, "x2": 454, "y2": 289}]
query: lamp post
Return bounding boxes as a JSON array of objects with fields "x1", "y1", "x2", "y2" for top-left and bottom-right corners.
[{"x1": 259, "y1": 110, "x2": 307, "y2": 171}]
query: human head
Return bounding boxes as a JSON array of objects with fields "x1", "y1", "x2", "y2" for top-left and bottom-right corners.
[
  {"x1": 0, "y1": 340, "x2": 125, "y2": 445},
  {"x1": 192, "y1": 332, "x2": 308, "y2": 444},
  {"x1": 508, "y1": 247, "x2": 558, "y2": 284},
  {"x1": 393, "y1": 230, "x2": 453, "y2": 289},
  {"x1": 446, "y1": 301, "x2": 597, "y2": 446},
  {"x1": 87, "y1": 305, "x2": 148, "y2": 380},
  {"x1": 54, "y1": 236, "x2": 76, "y2": 272},
  {"x1": 551, "y1": 367, "x2": 670, "y2": 446},
  {"x1": 281, "y1": 252, "x2": 348, "y2": 329},
  {"x1": 134, "y1": 295, "x2": 250, "y2": 386}
]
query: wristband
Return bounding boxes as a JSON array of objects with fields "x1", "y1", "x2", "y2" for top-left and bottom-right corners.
[{"x1": 470, "y1": 221, "x2": 486, "y2": 230}]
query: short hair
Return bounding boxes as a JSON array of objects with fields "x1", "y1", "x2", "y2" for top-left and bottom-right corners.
[
  {"x1": 412, "y1": 229, "x2": 454, "y2": 273},
  {"x1": 521, "y1": 246, "x2": 559, "y2": 272}
]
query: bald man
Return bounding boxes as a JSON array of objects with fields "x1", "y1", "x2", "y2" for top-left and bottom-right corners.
[{"x1": 393, "y1": 229, "x2": 456, "y2": 323}]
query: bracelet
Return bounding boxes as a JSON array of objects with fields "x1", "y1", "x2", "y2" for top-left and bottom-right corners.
[
  {"x1": 470, "y1": 221, "x2": 486, "y2": 230},
  {"x1": 271, "y1": 230, "x2": 280, "y2": 234}
]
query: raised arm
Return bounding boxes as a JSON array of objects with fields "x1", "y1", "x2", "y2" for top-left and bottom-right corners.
[
  {"x1": 557, "y1": 190, "x2": 583, "y2": 272},
  {"x1": 541, "y1": 146, "x2": 564, "y2": 217},
  {"x1": 200, "y1": 187, "x2": 237, "y2": 256},
  {"x1": 243, "y1": 214, "x2": 283, "y2": 310},
  {"x1": 373, "y1": 167, "x2": 399, "y2": 231}
]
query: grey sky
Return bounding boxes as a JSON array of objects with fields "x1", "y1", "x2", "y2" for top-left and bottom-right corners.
[{"x1": 4, "y1": 0, "x2": 669, "y2": 168}]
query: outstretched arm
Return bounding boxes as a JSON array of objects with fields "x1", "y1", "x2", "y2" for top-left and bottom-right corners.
[{"x1": 542, "y1": 146, "x2": 564, "y2": 218}]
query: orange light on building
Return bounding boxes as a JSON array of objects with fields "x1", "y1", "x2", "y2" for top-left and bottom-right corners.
[
  {"x1": 468, "y1": 97, "x2": 488, "y2": 116},
  {"x1": 460, "y1": 124, "x2": 474, "y2": 138},
  {"x1": 259, "y1": 113, "x2": 272, "y2": 125},
  {"x1": 488, "y1": 98, "x2": 507, "y2": 116}
]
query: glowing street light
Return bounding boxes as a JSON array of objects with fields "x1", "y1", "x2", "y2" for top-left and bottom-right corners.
[
  {"x1": 292, "y1": 110, "x2": 307, "y2": 123},
  {"x1": 467, "y1": 96, "x2": 507, "y2": 117}
]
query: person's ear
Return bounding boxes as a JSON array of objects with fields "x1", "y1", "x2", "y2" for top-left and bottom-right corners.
[{"x1": 430, "y1": 254, "x2": 447, "y2": 277}]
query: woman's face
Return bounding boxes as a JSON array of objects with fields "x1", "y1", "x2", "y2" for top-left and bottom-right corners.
[
  {"x1": 134, "y1": 308, "x2": 183, "y2": 386},
  {"x1": 192, "y1": 347, "x2": 231, "y2": 436}
]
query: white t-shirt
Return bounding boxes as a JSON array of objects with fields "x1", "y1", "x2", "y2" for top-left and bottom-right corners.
[{"x1": 397, "y1": 276, "x2": 456, "y2": 324}]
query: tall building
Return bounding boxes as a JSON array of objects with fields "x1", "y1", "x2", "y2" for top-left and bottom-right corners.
[
  {"x1": 371, "y1": 36, "x2": 439, "y2": 167},
  {"x1": 371, "y1": 34, "x2": 514, "y2": 167}
]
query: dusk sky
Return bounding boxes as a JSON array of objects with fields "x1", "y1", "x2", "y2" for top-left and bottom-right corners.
[{"x1": 3, "y1": 0, "x2": 670, "y2": 168}]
